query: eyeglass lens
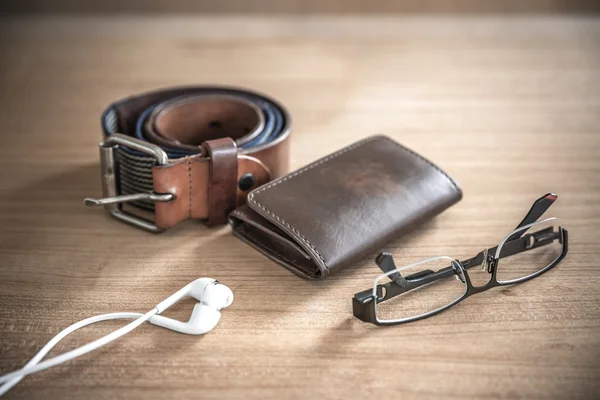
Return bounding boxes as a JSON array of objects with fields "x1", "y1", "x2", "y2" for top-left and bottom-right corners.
[
  {"x1": 495, "y1": 220, "x2": 563, "y2": 284},
  {"x1": 375, "y1": 258, "x2": 466, "y2": 323}
]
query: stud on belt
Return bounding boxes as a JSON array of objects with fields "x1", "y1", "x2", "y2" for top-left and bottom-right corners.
[{"x1": 84, "y1": 87, "x2": 291, "y2": 232}]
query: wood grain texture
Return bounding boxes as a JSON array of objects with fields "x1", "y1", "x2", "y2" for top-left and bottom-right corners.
[
  {"x1": 2, "y1": 0, "x2": 600, "y2": 15},
  {"x1": 0, "y1": 15, "x2": 599, "y2": 400}
]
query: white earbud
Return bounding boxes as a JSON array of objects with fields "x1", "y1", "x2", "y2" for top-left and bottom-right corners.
[
  {"x1": 151, "y1": 278, "x2": 234, "y2": 335},
  {"x1": 0, "y1": 278, "x2": 234, "y2": 397}
]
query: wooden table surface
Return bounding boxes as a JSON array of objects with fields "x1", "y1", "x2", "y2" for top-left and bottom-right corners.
[{"x1": 0, "y1": 15, "x2": 599, "y2": 400}]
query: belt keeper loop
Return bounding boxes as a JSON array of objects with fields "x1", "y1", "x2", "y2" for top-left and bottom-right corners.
[{"x1": 202, "y1": 138, "x2": 238, "y2": 225}]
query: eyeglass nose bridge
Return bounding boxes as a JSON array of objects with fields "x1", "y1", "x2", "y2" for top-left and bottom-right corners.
[{"x1": 460, "y1": 255, "x2": 499, "y2": 293}]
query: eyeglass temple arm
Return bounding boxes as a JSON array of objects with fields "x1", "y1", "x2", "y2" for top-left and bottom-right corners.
[
  {"x1": 367, "y1": 226, "x2": 563, "y2": 304},
  {"x1": 506, "y1": 193, "x2": 557, "y2": 242}
]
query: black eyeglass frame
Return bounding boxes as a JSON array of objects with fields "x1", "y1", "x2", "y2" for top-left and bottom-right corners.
[{"x1": 353, "y1": 193, "x2": 569, "y2": 326}]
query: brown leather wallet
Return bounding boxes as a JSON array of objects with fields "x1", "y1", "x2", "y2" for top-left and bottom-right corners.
[
  {"x1": 229, "y1": 136, "x2": 462, "y2": 279},
  {"x1": 84, "y1": 87, "x2": 291, "y2": 232}
]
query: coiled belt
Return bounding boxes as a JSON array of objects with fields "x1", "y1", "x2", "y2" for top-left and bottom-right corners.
[{"x1": 84, "y1": 87, "x2": 291, "y2": 232}]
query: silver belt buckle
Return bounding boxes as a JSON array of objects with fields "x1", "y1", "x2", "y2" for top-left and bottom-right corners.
[{"x1": 84, "y1": 133, "x2": 174, "y2": 233}]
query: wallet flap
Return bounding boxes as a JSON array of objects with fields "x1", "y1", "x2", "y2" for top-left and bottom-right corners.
[{"x1": 231, "y1": 135, "x2": 462, "y2": 279}]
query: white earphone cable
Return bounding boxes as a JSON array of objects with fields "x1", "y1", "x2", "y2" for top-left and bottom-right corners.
[
  {"x1": 0, "y1": 278, "x2": 232, "y2": 397},
  {"x1": 0, "y1": 308, "x2": 158, "y2": 386},
  {"x1": 0, "y1": 312, "x2": 144, "y2": 397}
]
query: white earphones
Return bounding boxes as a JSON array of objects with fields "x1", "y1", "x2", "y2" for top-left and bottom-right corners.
[
  {"x1": 151, "y1": 278, "x2": 234, "y2": 334},
  {"x1": 0, "y1": 278, "x2": 233, "y2": 397}
]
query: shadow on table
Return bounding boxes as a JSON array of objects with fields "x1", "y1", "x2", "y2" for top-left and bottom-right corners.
[
  {"x1": 0, "y1": 163, "x2": 230, "y2": 384},
  {"x1": 0, "y1": 160, "x2": 233, "y2": 314}
]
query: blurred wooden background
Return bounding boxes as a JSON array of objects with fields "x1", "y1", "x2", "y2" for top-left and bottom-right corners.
[
  {"x1": 1, "y1": 0, "x2": 599, "y2": 14},
  {"x1": 0, "y1": 11, "x2": 599, "y2": 400}
]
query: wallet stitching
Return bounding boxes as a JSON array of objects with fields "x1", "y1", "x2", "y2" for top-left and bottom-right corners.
[
  {"x1": 383, "y1": 137, "x2": 461, "y2": 192},
  {"x1": 187, "y1": 158, "x2": 192, "y2": 218},
  {"x1": 248, "y1": 135, "x2": 460, "y2": 273},
  {"x1": 233, "y1": 219, "x2": 319, "y2": 275},
  {"x1": 233, "y1": 210, "x2": 311, "y2": 258},
  {"x1": 232, "y1": 210, "x2": 318, "y2": 274},
  {"x1": 248, "y1": 136, "x2": 379, "y2": 271}
]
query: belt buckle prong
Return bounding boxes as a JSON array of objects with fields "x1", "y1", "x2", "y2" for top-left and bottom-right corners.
[{"x1": 84, "y1": 133, "x2": 174, "y2": 233}]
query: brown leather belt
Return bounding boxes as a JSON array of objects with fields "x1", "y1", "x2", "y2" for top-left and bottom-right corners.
[{"x1": 84, "y1": 87, "x2": 291, "y2": 232}]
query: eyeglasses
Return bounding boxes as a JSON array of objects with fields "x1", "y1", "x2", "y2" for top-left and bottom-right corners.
[{"x1": 353, "y1": 193, "x2": 569, "y2": 326}]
